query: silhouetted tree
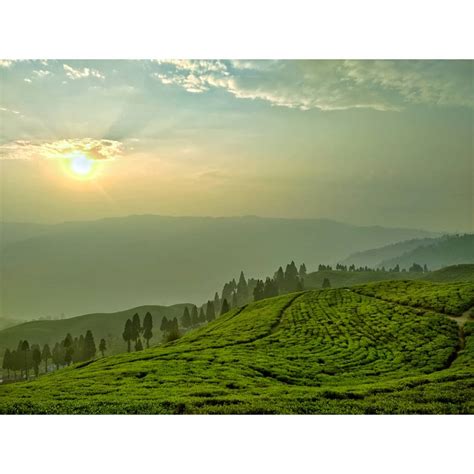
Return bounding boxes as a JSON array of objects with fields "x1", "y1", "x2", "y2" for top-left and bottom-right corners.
[
  {"x1": 299, "y1": 263, "x2": 307, "y2": 279},
  {"x1": 99, "y1": 338, "x2": 107, "y2": 357},
  {"x1": 84, "y1": 330, "x2": 96, "y2": 360},
  {"x1": 409, "y1": 263, "x2": 423, "y2": 272},
  {"x1": 191, "y1": 305, "x2": 199, "y2": 326},
  {"x1": 135, "y1": 338, "x2": 143, "y2": 351},
  {"x1": 41, "y1": 344, "x2": 51, "y2": 374},
  {"x1": 206, "y1": 301, "x2": 215, "y2": 322},
  {"x1": 123, "y1": 319, "x2": 133, "y2": 352},
  {"x1": 231, "y1": 291, "x2": 238, "y2": 308},
  {"x1": 2, "y1": 349, "x2": 11, "y2": 380},
  {"x1": 253, "y1": 280, "x2": 265, "y2": 301},
  {"x1": 143, "y1": 312, "x2": 153, "y2": 347},
  {"x1": 220, "y1": 298, "x2": 230, "y2": 315},
  {"x1": 131, "y1": 313, "x2": 141, "y2": 342},
  {"x1": 214, "y1": 292, "x2": 221, "y2": 314},
  {"x1": 52, "y1": 342, "x2": 62, "y2": 370},
  {"x1": 236, "y1": 271, "x2": 249, "y2": 305},
  {"x1": 322, "y1": 278, "x2": 331, "y2": 289},
  {"x1": 21, "y1": 340, "x2": 30, "y2": 379},
  {"x1": 181, "y1": 307, "x2": 192, "y2": 328},
  {"x1": 263, "y1": 277, "x2": 278, "y2": 299},
  {"x1": 160, "y1": 316, "x2": 169, "y2": 332},
  {"x1": 199, "y1": 307, "x2": 206, "y2": 323},
  {"x1": 32, "y1": 345, "x2": 42, "y2": 377}
]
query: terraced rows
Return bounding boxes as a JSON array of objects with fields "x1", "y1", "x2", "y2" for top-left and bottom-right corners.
[{"x1": 0, "y1": 281, "x2": 473, "y2": 414}]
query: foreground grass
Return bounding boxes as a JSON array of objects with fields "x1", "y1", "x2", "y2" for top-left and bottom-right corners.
[{"x1": 1, "y1": 282, "x2": 473, "y2": 414}]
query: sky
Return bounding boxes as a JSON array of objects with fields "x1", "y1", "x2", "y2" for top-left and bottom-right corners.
[{"x1": 0, "y1": 60, "x2": 472, "y2": 232}]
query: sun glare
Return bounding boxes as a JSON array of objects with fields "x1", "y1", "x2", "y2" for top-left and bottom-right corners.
[{"x1": 64, "y1": 152, "x2": 98, "y2": 180}]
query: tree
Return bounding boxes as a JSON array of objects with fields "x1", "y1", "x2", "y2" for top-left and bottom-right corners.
[
  {"x1": 231, "y1": 291, "x2": 238, "y2": 308},
  {"x1": 32, "y1": 346, "x2": 42, "y2": 377},
  {"x1": 322, "y1": 278, "x2": 331, "y2": 289},
  {"x1": 63, "y1": 333, "x2": 73, "y2": 366},
  {"x1": 181, "y1": 307, "x2": 192, "y2": 328},
  {"x1": 135, "y1": 338, "x2": 143, "y2": 351},
  {"x1": 206, "y1": 300, "x2": 216, "y2": 322},
  {"x1": 299, "y1": 263, "x2": 307, "y2": 279},
  {"x1": 160, "y1": 316, "x2": 169, "y2": 333},
  {"x1": 99, "y1": 338, "x2": 107, "y2": 357},
  {"x1": 123, "y1": 318, "x2": 133, "y2": 352},
  {"x1": 423, "y1": 264, "x2": 429, "y2": 273},
  {"x1": 132, "y1": 313, "x2": 142, "y2": 342},
  {"x1": 191, "y1": 305, "x2": 199, "y2": 326},
  {"x1": 263, "y1": 277, "x2": 278, "y2": 299},
  {"x1": 236, "y1": 271, "x2": 249, "y2": 305},
  {"x1": 214, "y1": 292, "x2": 221, "y2": 315},
  {"x1": 52, "y1": 342, "x2": 62, "y2": 370},
  {"x1": 199, "y1": 307, "x2": 206, "y2": 323},
  {"x1": 21, "y1": 340, "x2": 30, "y2": 379},
  {"x1": 409, "y1": 263, "x2": 423, "y2": 272},
  {"x1": 2, "y1": 349, "x2": 11, "y2": 380},
  {"x1": 253, "y1": 280, "x2": 265, "y2": 301},
  {"x1": 84, "y1": 330, "x2": 96, "y2": 360},
  {"x1": 143, "y1": 312, "x2": 153, "y2": 348},
  {"x1": 220, "y1": 298, "x2": 230, "y2": 315},
  {"x1": 42, "y1": 344, "x2": 51, "y2": 374}
]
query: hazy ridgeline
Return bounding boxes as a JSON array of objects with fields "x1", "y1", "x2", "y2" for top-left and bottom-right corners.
[{"x1": 0, "y1": 215, "x2": 436, "y2": 320}]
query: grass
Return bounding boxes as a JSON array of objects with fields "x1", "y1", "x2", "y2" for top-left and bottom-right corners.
[{"x1": 0, "y1": 281, "x2": 473, "y2": 414}]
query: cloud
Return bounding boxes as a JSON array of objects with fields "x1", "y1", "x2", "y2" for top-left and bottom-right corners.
[
  {"x1": 0, "y1": 60, "x2": 13, "y2": 68},
  {"x1": 63, "y1": 64, "x2": 105, "y2": 80},
  {"x1": 151, "y1": 60, "x2": 473, "y2": 111},
  {"x1": 24, "y1": 78, "x2": 32, "y2": 83},
  {"x1": 0, "y1": 138, "x2": 124, "y2": 161},
  {"x1": 33, "y1": 69, "x2": 51, "y2": 78},
  {"x1": 0, "y1": 106, "x2": 20, "y2": 115}
]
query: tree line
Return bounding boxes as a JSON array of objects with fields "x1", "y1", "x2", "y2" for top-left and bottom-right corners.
[{"x1": 2, "y1": 329, "x2": 106, "y2": 382}]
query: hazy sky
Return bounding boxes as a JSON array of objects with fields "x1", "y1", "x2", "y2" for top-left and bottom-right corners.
[{"x1": 0, "y1": 60, "x2": 472, "y2": 232}]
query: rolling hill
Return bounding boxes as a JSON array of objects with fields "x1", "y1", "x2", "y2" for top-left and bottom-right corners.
[
  {"x1": 0, "y1": 303, "x2": 192, "y2": 362},
  {"x1": 0, "y1": 215, "x2": 436, "y2": 320},
  {"x1": 422, "y1": 264, "x2": 474, "y2": 283},
  {"x1": 1, "y1": 280, "x2": 473, "y2": 414}
]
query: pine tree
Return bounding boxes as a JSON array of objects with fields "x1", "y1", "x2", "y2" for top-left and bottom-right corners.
[
  {"x1": 21, "y1": 340, "x2": 30, "y2": 379},
  {"x1": 206, "y1": 300, "x2": 216, "y2": 322},
  {"x1": 32, "y1": 346, "x2": 42, "y2": 377},
  {"x1": 274, "y1": 266, "x2": 285, "y2": 293},
  {"x1": 84, "y1": 330, "x2": 96, "y2": 360},
  {"x1": 99, "y1": 338, "x2": 107, "y2": 357},
  {"x1": 191, "y1": 305, "x2": 199, "y2": 326},
  {"x1": 253, "y1": 280, "x2": 265, "y2": 301},
  {"x1": 52, "y1": 342, "x2": 61, "y2": 370},
  {"x1": 231, "y1": 291, "x2": 238, "y2": 308},
  {"x1": 181, "y1": 307, "x2": 192, "y2": 328},
  {"x1": 322, "y1": 277, "x2": 331, "y2": 289},
  {"x1": 122, "y1": 319, "x2": 133, "y2": 352},
  {"x1": 131, "y1": 313, "x2": 141, "y2": 342},
  {"x1": 220, "y1": 298, "x2": 230, "y2": 315},
  {"x1": 199, "y1": 307, "x2": 206, "y2": 323},
  {"x1": 160, "y1": 316, "x2": 169, "y2": 332},
  {"x1": 236, "y1": 271, "x2": 249, "y2": 305},
  {"x1": 135, "y1": 338, "x2": 144, "y2": 351},
  {"x1": 214, "y1": 292, "x2": 221, "y2": 314},
  {"x1": 143, "y1": 312, "x2": 153, "y2": 348},
  {"x1": 2, "y1": 348, "x2": 11, "y2": 380},
  {"x1": 299, "y1": 263, "x2": 307, "y2": 279},
  {"x1": 41, "y1": 344, "x2": 51, "y2": 374}
]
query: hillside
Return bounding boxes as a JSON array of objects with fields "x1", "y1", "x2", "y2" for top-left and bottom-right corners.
[
  {"x1": 422, "y1": 264, "x2": 474, "y2": 283},
  {"x1": 341, "y1": 237, "x2": 441, "y2": 268},
  {"x1": 0, "y1": 215, "x2": 436, "y2": 320},
  {"x1": 1, "y1": 280, "x2": 473, "y2": 414},
  {"x1": 304, "y1": 269, "x2": 421, "y2": 289},
  {"x1": 0, "y1": 303, "x2": 192, "y2": 362},
  {"x1": 380, "y1": 234, "x2": 474, "y2": 270}
]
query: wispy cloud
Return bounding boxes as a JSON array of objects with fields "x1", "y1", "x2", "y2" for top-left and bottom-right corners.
[
  {"x1": 0, "y1": 60, "x2": 13, "y2": 68},
  {"x1": 151, "y1": 60, "x2": 473, "y2": 111},
  {"x1": 0, "y1": 106, "x2": 20, "y2": 115},
  {"x1": 33, "y1": 69, "x2": 52, "y2": 78},
  {"x1": 0, "y1": 138, "x2": 123, "y2": 161},
  {"x1": 63, "y1": 64, "x2": 105, "y2": 80}
]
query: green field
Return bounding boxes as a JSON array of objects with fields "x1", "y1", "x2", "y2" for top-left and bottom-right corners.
[{"x1": 1, "y1": 280, "x2": 473, "y2": 414}]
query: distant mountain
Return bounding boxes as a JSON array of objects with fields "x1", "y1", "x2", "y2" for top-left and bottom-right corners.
[
  {"x1": 0, "y1": 303, "x2": 192, "y2": 360},
  {"x1": 341, "y1": 237, "x2": 442, "y2": 268},
  {"x1": 0, "y1": 215, "x2": 436, "y2": 319},
  {"x1": 380, "y1": 234, "x2": 474, "y2": 270}
]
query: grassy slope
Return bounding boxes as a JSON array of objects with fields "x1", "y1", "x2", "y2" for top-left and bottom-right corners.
[
  {"x1": 1, "y1": 281, "x2": 473, "y2": 414},
  {"x1": 422, "y1": 264, "x2": 474, "y2": 283},
  {"x1": 0, "y1": 303, "x2": 192, "y2": 359}
]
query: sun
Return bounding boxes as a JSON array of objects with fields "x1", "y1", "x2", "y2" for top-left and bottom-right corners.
[{"x1": 64, "y1": 151, "x2": 99, "y2": 180}]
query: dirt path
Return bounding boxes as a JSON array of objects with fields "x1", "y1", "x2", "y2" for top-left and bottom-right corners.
[{"x1": 447, "y1": 307, "x2": 473, "y2": 327}]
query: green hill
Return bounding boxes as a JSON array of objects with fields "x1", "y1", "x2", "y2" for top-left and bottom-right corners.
[
  {"x1": 1, "y1": 280, "x2": 473, "y2": 414},
  {"x1": 0, "y1": 303, "x2": 192, "y2": 363},
  {"x1": 422, "y1": 264, "x2": 474, "y2": 283}
]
